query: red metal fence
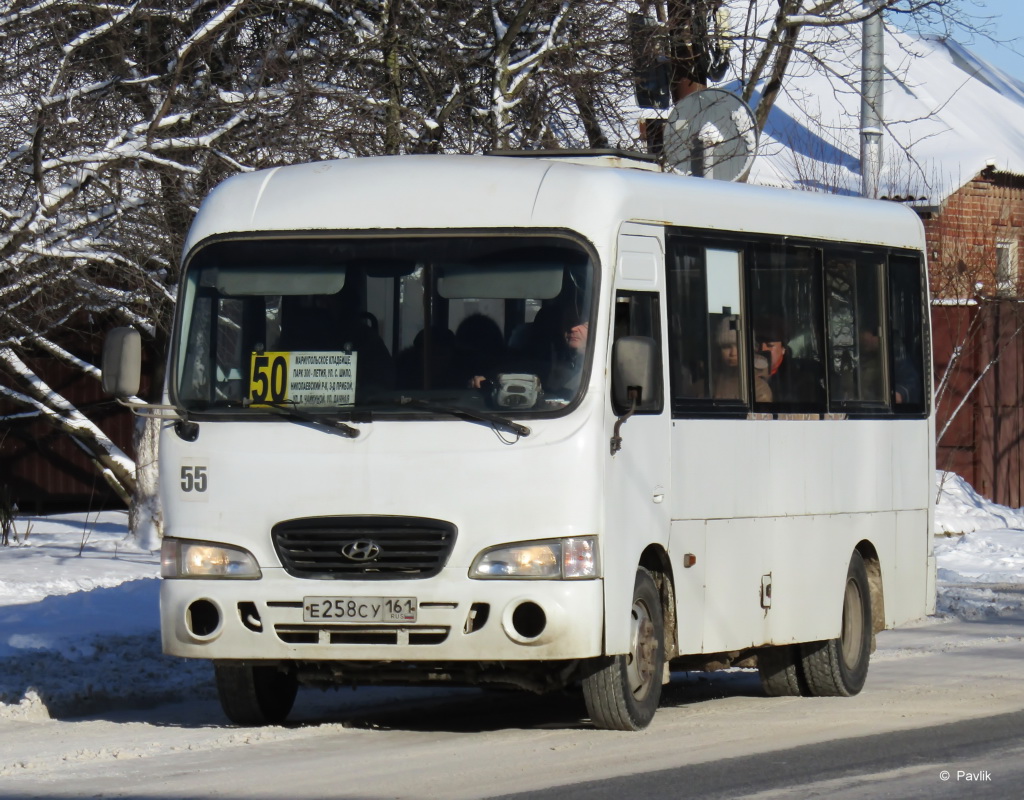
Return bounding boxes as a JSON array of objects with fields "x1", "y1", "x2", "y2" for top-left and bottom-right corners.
[
  {"x1": 933, "y1": 299, "x2": 1024, "y2": 508},
  {"x1": 0, "y1": 326, "x2": 136, "y2": 514}
]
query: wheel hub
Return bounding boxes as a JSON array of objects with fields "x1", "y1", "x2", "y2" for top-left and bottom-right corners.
[
  {"x1": 841, "y1": 577, "x2": 865, "y2": 668},
  {"x1": 627, "y1": 600, "x2": 656, "y2": 698}
]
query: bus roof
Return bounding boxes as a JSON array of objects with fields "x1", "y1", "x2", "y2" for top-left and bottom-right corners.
[{"x1": 183, "y1": 154, "x2": 926, "y2": 257}]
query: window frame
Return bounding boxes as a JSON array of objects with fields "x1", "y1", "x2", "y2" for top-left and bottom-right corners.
[
  {"x1": 665, "y1": 227, "x2": 930, "y2": 421},
  {"x1": 171, "y1": 228, "x2": 602, "y2": 421},
  {"x1": 611, "y1": 290, "x2": 665, "y2": 416}
]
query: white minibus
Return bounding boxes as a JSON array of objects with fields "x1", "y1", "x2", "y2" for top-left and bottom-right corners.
[{"x1": 105, "y1": 151, "x2": 935, "y2": 730}]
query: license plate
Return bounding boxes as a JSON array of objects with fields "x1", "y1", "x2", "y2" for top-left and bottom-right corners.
[{"x1": 302, "y1": 596, "x2": 417, "y2": 623}]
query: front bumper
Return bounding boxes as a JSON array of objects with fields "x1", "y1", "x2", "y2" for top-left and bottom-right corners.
[{"x1": 160, "y1": 569, "x2": 605, "y2": 663}]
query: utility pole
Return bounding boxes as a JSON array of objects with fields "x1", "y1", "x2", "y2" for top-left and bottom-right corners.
[{"x1": 860, "y1": 1, "x2": 884, "y2": 198}]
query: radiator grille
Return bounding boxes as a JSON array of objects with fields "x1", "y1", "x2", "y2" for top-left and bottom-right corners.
[
  {"x1": 272, "y1": 516, "x2": 456, "y2": 579},
  {"x1": 274, "y1": 625, "x2": 450, "y2": 645}
]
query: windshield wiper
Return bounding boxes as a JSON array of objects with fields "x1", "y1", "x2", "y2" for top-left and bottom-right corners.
[
  {"x1": 243, "y1": 400, "x2": 360, "y2": 438},
  {"x1": 370, "y1": 396, "x2": 531, "y2": 438}
]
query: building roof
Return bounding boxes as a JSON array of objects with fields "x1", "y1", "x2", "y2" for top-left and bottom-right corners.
[{"x1": 727, "y1": 22, "x2": 1024, "y2": 203}]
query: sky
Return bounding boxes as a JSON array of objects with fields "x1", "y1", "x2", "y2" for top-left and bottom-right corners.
[{"x1": 947, "y1": 0, "x2": 1024, "y2": 79}]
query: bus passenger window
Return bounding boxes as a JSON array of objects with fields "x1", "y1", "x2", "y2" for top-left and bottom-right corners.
[
  {"x1": 666, "y1": 240, "x2": 749, "y2": 410},
  {"x1": 666, "y1": 241, "x2": 708, "y2": 400},
  {"x1": 888, "y1": 255, "x2": 927, "y2": 412},
  {"x1": 825, "y1": 253, "x2": 887, "y2": 408},
  {"x1": 749, "y1": 245, "x2": 826, "y2": 409},
  {"x1": 705, "y1": 249, "x2": 746, "y2": 402}
]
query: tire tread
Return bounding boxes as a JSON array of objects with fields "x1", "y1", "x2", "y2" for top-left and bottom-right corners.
[
  {"x1": 582, "y1": 567, "x2": 664, "y2": 731},
  {"x1": 800, "y1": 551, "x2": 872, "y2": 697},
  {"x1": 215, "y1": 662, "x2": 297, "y2": 726},
  {"x1": 758, "y1": 645, "x2": 805, "y2": 697}
]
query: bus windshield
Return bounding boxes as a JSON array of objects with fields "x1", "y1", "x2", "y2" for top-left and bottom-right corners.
[{"x1": 174, "y1": 234, "x2": 595, "y2": 418}]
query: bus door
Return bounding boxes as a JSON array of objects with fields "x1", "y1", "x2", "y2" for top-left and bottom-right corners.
[{"x1": 602, "y1": 226, "x2": 672, "y2": 655}]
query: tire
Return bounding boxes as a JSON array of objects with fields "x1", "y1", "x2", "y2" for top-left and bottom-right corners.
[
  {"x1": 800, "y1": 550, "x2": 872, "y2": 697},
  {"x1": 215, "y1": 661, "x2": 298, "y2": 726},
  {"x1": 582, "y1": 567, "x2": 665, "y2": 731},
  {"x1": 757, "y1": 644, "x2": 805, "y2": 697}
]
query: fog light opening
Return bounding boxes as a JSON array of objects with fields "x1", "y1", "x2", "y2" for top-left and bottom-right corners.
[
  {"x1": 187, "y1": 599, "x2": 221, "y2": 638},
  {"x1": 464, "y1": 603, "x2": 490, "y2": 634},
  {"x1": 238, "y1": 601, "x2": 263, "y2": 632},
  {"x1": 511, "y1": 601, "x2": 546, "y2": 640}
]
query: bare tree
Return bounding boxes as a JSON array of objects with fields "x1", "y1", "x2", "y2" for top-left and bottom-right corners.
[
  {"x1": 0, "y1": 1, "x2": 364, "y2": 506},
  {"x1": 629, "y1": 2, "x2": 965, "y2": 128},
  {"x1": 0, "y1": 0, "x2": 988, "y2": 528}
]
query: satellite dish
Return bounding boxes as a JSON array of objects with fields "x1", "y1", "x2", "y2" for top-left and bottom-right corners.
[{"x1": 663, "y1": 88, "x2": 758, "y2": 182}]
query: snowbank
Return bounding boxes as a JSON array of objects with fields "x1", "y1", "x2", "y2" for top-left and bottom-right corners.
[
  {"x1": 934, "y1": 471, "x2": 1024, "y2": 621},
  {"x1": 934, "y1": 471, "x2": 1024, "y2": 534},
  {"x1": 0, "y1": 512, "x2": 212, "y2": 718}
]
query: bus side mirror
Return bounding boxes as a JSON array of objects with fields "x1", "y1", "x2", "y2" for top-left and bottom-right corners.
[
  {"x1": 612, "y1": 336, "x2": 657, "y2": 411},
  {"x1": 102, "y1": 327, "x2": 142, "y2": 398}
]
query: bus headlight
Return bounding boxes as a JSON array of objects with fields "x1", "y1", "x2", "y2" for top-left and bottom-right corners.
[
  {"x1": 161, "y1": 538, "x2": 262, "y2": 579},
  {"x1": 470, "y1": 537, "x2": 599, "y2": 579}
]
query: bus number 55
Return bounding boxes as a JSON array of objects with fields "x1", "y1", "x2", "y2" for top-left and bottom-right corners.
[{"x1": 181, "y1": 466, "x2": 208, "y2": 493}]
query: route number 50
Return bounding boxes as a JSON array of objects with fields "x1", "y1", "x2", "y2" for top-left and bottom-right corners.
[{"x1": 251, "y1": 353, "x2": 288, "y2": 403}]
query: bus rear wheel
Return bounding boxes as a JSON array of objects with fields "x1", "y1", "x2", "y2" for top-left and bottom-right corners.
[
  {"x1": 800, "y1": 550, "x2": 872, "y2": 697},
  {"x1": 757, "y1": 645, "x2": 805, "y2": 696},
  {"x1": 582, "y1": 567, "x2": 664, "y2": 731},
  {"x1": 215, "y1": 661, "x2": 298, "y2": 726}
]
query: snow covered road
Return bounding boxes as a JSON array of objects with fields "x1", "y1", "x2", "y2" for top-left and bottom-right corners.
[{"x1": 0, "y1": 616, "x2": 1022, "y2": 799}]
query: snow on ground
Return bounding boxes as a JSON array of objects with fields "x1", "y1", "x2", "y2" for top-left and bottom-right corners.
[
  {"x1": 933, "y1": 472, "x2": 1024, "y2": 622},
  {"x1": 0, "y1": 471, "x2": 1022, "y2": 719},
  {"x1": 0, "y1": 512, "x2": 211, "y2": 719}
]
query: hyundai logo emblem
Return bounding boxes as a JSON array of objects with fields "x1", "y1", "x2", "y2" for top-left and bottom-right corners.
[{"x1": 341, "y1": 540, "x2": 381, "y2": 562}]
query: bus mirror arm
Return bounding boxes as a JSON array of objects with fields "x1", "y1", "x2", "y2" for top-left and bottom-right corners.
[
  {"x1": 105, "y1": 327, "x2": 198, "y2": 439},
  {"x1": 611, "y1": 387, "x2": 640, "y2": 455},
  {"x1": 610, "y1": 335, "x2": 656, "y2": 454}
]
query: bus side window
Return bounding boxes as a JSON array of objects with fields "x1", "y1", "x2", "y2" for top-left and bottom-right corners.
[
  {"x1": 705, "y1": 249, "x2": 747, "y2": 403},
  {"x1": 666, "y1": 240, "x2": 709, "y2": 401},
  {"x1": 666, "y1": 239, "x2": 747, "y2": 411},
  {"x1": 825, "y1": 252, "x2": 887, "y2": 408},
  {"x1": 888, "y1": 255, "x2": 927, "y2": 412},
  {"x1": 613, "y1": 291, "x2": 663, "y2": 414},
  {"x1": 749, "y1": 244, "x2": 826, "y2": 410}
]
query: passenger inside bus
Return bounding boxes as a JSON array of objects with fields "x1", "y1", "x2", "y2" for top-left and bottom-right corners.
[
  {"x1": 755, "y1": 316, "x2": 823, "y2": 405},
  {"x1": 395, "y1": 324, "x2": 458, "y2": 390},
  {"x1": 463, "y1": 300, "x2": 587, "y2": 400},
  {"x1": 506, "y1": 302, "x2": 562, "y2": 384},
  {"x1": 859, "y1": 321, "x2": 921, "y2": 405},
  {"x1": 545, "y1": 303, "x2": 589, "y2": 395},
  {"x1": 279, "y1": 292, "x2": 395, "y2": 397},
  {"x1": 454, "y1": 313, "x2": 506, "y2": 388},
  {"x1": 712, "y1": 315, "x2": 771, "y2": 402},
  {"x1": 856, "y1": 320, "x2": 886, "y2": 401}
]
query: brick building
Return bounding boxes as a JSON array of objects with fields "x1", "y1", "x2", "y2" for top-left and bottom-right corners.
[
  {"x1": 924, "y1": 168, "x2": 1024, "y2": 301},
  {"x1": 919, "y1": 168, "x2": 1024, "y2": 506}
]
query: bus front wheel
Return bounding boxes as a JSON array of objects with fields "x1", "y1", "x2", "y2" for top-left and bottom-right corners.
[
  {"x1": 215, "y1": 661, "x2": 298, "y2": 726},
  {"x1": 582, "y1": 567, "x2": 665, "y2": 731},
  {"x1": 800, "y1": 550, "x2": 872, "y2": 697}
]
